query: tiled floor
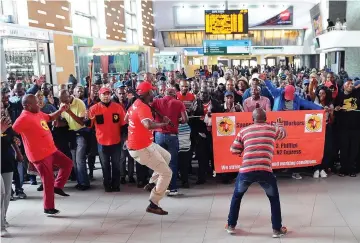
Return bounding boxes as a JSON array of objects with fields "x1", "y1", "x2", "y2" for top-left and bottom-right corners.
[{"x1": 3, "y1": 171, "x2": 360, "y2": 243}]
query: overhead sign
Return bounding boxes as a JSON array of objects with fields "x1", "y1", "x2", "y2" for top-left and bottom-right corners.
[
  {"x1": 73, "y1": 36, "x2": 93, "y2": 46},
  {"x1": 251, "y1": 6, "x2": 293, "y2": 27},
  {"x1": 183, "y1": 48, "x2": 204, "y2": 56},
  {"x1": 205, "y1": 10, "x2": 249, "y2": 35},
  {"x1": 0, "y1": 24, "x2": 50, "y2": 40},
  {"x1": 203, "y1": 40, "x2": 251, "y2": 55}
]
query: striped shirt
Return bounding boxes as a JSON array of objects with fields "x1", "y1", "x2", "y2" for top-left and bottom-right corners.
[
  {"x1": 178, "y1": 123, "x2": 191, "y2": 152},
  {"x1": 230, "y1": 123, "x2": 286, "y2": 173}
]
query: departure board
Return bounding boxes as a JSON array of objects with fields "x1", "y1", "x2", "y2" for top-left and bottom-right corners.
[{"x1": 205, "y1": 10, "x2": 249, "y2": 35}]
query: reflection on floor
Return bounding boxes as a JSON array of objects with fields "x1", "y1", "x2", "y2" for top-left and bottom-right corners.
[{"x1": 3, "y1": 170, "x2": 360, "y2": 243}]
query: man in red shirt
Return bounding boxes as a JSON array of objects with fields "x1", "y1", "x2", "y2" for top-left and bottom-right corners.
[
  {"x1": 152, "y1": 88, "x2": 188, "y2": 196},
  {"x1": 125, "y1": 82, "x2": 172, "y2": 215},
  {"x1": 12, "y1": 94, "x2": 72, "y2": 216},
  {"x1": 177, "y1": 80, "x2": 195, "y2": 111},
  {"x1": 87, "y1": 87, "x2": 126, "y2": 192}
]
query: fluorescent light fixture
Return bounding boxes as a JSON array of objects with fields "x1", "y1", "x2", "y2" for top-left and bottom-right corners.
[
  {"x1": 56, "y1": 15, "x2": 65, "y2": 19},
  {"x1": 37, "y1": 10, "x2": 47, "y2": 15},
  {"x1": 46, "y1": 23, "x2": 55, "y2": 27},
  {"x1": 61, "y1": 6, "x2": 69, "y2": 11}
]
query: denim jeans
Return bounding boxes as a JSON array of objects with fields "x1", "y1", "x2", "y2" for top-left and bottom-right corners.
[
  {"x1": 227, "y1": 171, "x2": 283, "y2": 230},
  {"x1": 71, "y1": 133, "x2": 89, "y2": 186},
  {"x1": 98, "y1": 143, "x2": 122, "y2": 188},
  {"x1": 120, "y1": 140, "x2": 135, "y2": 178},
  {"x1": 155, "y1": 132, "x2": 178, "y2": 190}
]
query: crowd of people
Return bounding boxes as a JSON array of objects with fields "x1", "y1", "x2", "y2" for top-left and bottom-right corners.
[{"x1": 1, "y1": 64, "x2": 360, "y2": 237}]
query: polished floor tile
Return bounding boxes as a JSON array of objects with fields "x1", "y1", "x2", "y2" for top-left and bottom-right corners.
[{"x1": 3, "y1": 170, "x2": 360, "y2": 243}]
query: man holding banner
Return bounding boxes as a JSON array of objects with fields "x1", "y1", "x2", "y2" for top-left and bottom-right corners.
[{"x1": 225, "y1": 106, "x2": 288, "y2": 238}]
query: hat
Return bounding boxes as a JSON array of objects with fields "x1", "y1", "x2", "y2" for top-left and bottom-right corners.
[
  {"x1": 218, "y1": 77, "x2": 226, "y2": 85},
  {"x1": 354, "y1": 80, "x2": 360, "y2": 86},
  {"x1": 303, "y1": 79, "x2": 310, "y2": 85},
  {"x1": 136, "y1": 82, "x2": 156, "y2": 95},
  {"x1": 354, "y1": 77, "x2": 360, "y2": 81},
  {"x1": 99, "y1": 87, "x2": 111, "y2": 95},
  {"x1": 284, "y1": 85, "x2": 295, "y2": 101},
  {"x1": 224, "y1": 91, "x2": 234, "y2": 97},
  {"x1": 114, "y1": 81, "x2": 125, "y2": 89},
  {"x1": 280, "y1": 74, "x2": 287, "y2": 80}
]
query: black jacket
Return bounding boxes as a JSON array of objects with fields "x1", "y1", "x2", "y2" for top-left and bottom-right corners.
[{"x1": 189, "y1": 98, "x2": 224, "y2": 135}]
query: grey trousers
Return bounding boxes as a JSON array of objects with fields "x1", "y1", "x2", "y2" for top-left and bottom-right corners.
[{"x1": 1, "y1": 172, "x2": 13, "y2": 228}]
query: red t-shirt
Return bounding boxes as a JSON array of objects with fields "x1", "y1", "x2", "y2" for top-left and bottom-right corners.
[
  {"x1": 12, "y1": 110, "x2": 57, "y2": 162},
  {"x1": 127, "y1": 99, "x2": 154, "y2": 150},
  {"x1": 89, "y1": 102, "x2": 126, "y2": 145},
  {"x1": 176, "y1": 92, "x2": 195, "y2": 102},
  {"x1": 152, "y1": 96, "x2": 186, "y2": 134}
]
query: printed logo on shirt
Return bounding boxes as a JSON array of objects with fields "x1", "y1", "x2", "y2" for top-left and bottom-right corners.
[
  {"x1": 304, "y1": 113, "x2": 323, "y2": 133},
  {"x1": 342, "y1": 97, "x2": 358, "y2": 111},
  {"x1": 216, "y1": 116, "x2": 236, "y2": 136},
  {"x1": 113, "y1": 113, "x2": 119, "y2": 123},
  {"x1": 40, "y1": 120, "x2": 49, "y2": 131}
]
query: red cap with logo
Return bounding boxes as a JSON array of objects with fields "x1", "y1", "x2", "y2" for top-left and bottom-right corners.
[
  {"x1": 99, "y1": 87, "x2": 111, "y2": 95},
  {"x1": 136, "y1": 82, "x2": 156, "y2": 95},
  {"x1": 284, "y1": 85, "x2": 295, "y2": 101}
]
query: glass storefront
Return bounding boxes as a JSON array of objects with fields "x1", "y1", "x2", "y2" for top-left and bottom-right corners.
[
  {"x1": 161, "y1": 29, "x2": 305, "y2": 47},
  {"x1": 2, "y1": 38, "x2": 51, "y2": 83},
  {"x1": 154, "y1": 55, "x2": 180, "y2": 72}
]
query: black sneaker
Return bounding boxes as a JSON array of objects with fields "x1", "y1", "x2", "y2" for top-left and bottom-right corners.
[
  {"x1": 120, "y1": 177, "x2": 126, "y2": 184},
  {"x1": 44, "y1": 208, "x2": 60, "y2": 216},
  {"x1": 30, "y1": 180, "x2": 37, "y2": 185},
  {"x1": 54, "y1": 188, "x2": 70, "y2": 196},
  {"x1": 129, "y1": 176, "x2": 136, "y2": 183},
  {"x1": 144, "y1": 182, "x2": 156, "y2": 192},
  {"x1": 76, "y1": 185, "x2": 90, "y2": 191},
  {"x1": 37, "y1": 184, "x2": 44, "y2": 191},
  {"x1": 104, "y1": 186, "x2": 112, "y2": 192},
  {"x1": 137, "y1": 181, "x2": 145, "y2": 188},
  {"x1": 16, "y1": 191, "x2": 27, "y2": 199},
  {"x1": 112, "y1": 187, "x2": 120, "y2": 192},
  {"x1": 182, "y1": 182, "x2": 190, "y2": 189}
]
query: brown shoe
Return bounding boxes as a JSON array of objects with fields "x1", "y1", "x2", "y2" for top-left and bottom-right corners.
[{"x1": 146, "y1": 205, "x2": 168, "y2": 215}]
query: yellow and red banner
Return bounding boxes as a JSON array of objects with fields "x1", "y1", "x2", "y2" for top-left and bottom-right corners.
[{"x1": 212, "y1": 111, "x2": 326, "y2": 173}]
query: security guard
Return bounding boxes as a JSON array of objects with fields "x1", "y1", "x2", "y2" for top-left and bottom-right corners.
[{"x1": 87, "y1": 87, "x2": 126, "y2": 192}]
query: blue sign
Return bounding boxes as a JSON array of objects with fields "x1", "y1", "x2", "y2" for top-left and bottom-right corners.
[
  {"x1": 183, "y1": 48, "x2": 204, "y2": 55},
  {"x1": 203, "y1": 40, "x2": 251, "y2": 55}
]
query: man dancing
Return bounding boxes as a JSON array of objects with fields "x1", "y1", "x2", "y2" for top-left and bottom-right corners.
[
  {"x1": 225, "y1": 106, "x2": 288, "y2": 238},
  {"x1": 126, "y1": 82, "x2": 172, "y2": 215},
  {"x1": 12, "y1": 94, "x2": 72, "y2": 216}
]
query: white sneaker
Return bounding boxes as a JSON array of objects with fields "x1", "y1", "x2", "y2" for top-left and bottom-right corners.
[
  {"x1": 292, "y1": 173, "x2": 302, "y2": 180},
  {"x1": 167, "y1": 190, "x2": 179, "y2": 197},
  {"x1": 225, "y1": 224, "x2": 236, "y2": 234},
  {"x1": 320, "y1": 170, "x2": 328, "y2": 178},
  {"x1": 1, "y1": 228, "x2": 9, "y2": 237},
  {"x1": 313, "y1": 170, "x2": 320, "y2": 178}
]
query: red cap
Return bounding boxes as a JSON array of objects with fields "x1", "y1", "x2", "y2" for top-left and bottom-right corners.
[
  {"x1": 99, "y1": 87, "x2": 111, "y2": 95},
  {"x1": 136, "y1": 82, "x2": 156, "y2": 95},
  {"x1": 284, "y1": 85, "x2": 295, "y2": 101}
]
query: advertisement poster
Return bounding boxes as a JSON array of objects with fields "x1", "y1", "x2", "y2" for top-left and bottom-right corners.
[
  {"x1": 212, "y1": 111, "x2": 325, "y2": 173},
  {"x1": 251, "y1": 6, "x2": 293, "y2": 27},
  {"x1": 313, "y1": 14, "x2": 323, "y2": 36}
]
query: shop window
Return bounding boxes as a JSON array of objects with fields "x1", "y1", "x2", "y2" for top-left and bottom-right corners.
[{"x1": 178, "y1": 32, "x2": 186, "y2": 46}]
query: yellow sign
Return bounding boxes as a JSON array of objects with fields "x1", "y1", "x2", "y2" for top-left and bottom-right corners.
[
  {"x1": 305, "y1": 114, "x2": 323, "y2": 133},
  {"x1": 205, "y1": 10, "x2": 248, "y2": 35},
  {"x1": 216, "y1": 116, "x2": 236, "y2": 136}
]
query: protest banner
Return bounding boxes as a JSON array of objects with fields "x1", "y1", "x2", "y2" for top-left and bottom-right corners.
[{"x1": 212, "y1": 111, "x2": 326, "y2": 173}]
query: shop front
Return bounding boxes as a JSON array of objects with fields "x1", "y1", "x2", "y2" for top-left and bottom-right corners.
[
  {"x1": 0, "y1": 24, "x2": 53, "y2": 85},
  {"x1": 73, "y1": 36, "x2": 93, "y2": 85},
  {"x1": 91, "y1": 39, "x2": 147, "y2": 79}
]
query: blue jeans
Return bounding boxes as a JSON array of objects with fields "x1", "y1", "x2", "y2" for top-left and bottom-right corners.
[
  {"x1": 155, "y1": 132, "x2": 178, "y2": 190},
  {"x1": 98, "y1": 143, "x2": 121, "y2": 188},
  {"x1": 71, "y1": 134, "x2": 89, "y2": 186},
  {"x1": 227, "y1": 171, "x2": 283, "y2": 230}
]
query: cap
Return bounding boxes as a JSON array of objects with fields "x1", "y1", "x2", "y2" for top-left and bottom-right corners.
[
  {"x1": 114, "y1": 81, "x2": 125, "y2": 89},
  {"x1": 136, "y1": 81, "x2": 156, "y2": 95},
  {"x1": 217, "y1": 77, "x2": 225, "y2": 85},
  {"x1": 354, "y1": 77, "x2": 360, "y2": 81},
  {"x1": 354, "y1": 80, "x2": 360, "y2": 86},
  {"x1": 224, "y1": 91, "x2": 234, "y2": 97},
  {"x1": 99, "y1": 87, "x2": 111, "y2": 95},
  {"x1": 284, "y1": 85, "x2": 295, "y2": 101},
  {"x1": 303, "y1": 79, "x2": 310, "y2": 85},
  {"x1": 251, "y1": 73, "x2": 260, "y2": 80},
  {"x1": 280, "y1": 74, "x2": 287, "y2": 80}
]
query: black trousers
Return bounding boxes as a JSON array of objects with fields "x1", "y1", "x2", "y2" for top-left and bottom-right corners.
[
  {"x1": 178, "y1": 150, "x2": 192, "y2": 183},
  {"x1": 195, "y1": 133, "x2": 213, "y2": 181},
  {"x1": 316, "y1": 124, "x2": 333, "y2": 171},
  {"x1": 339, "y1": 129, "x2": 360, "y2": 174},
  {"x1": 136, "y1": 162, "x2": 149, "y2": 183}
]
